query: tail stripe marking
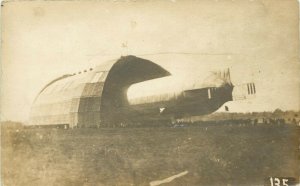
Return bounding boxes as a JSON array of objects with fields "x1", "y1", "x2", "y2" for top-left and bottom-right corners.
[{"x1": 247, "y1": 84, "x2": 250, "y2": 95}]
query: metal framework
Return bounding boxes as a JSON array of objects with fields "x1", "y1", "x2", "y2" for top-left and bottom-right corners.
[{"x1": 29, "y1": 55, "x2": 170, "y2": 128}]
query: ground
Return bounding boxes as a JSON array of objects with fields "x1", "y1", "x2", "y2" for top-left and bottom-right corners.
[{"x1": 1, "y1": 124, "x2": 299, "y2": 186}]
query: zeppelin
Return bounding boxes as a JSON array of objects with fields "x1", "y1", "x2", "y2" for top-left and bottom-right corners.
[{"x1": 124, "y1": 69, "x2": 256, "y2": 121}]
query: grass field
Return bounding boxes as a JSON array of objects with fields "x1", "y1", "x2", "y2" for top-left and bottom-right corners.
[{"x1": 2, "y1": 124, "x2": 299, "y2": 186}]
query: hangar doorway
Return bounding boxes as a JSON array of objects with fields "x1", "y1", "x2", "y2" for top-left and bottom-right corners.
[{"x1": 100, "y1": 56, "x2": 170, "y2": 126}]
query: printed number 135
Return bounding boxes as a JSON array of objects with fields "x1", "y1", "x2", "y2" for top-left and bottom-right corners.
[{"x1": 270, "y1": 177, "x2": 289, "y2": 186}]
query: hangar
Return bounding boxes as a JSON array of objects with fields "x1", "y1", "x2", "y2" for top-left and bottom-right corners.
[{"x1": 29, "y1": 55, "x2": 171, "y2": 128}]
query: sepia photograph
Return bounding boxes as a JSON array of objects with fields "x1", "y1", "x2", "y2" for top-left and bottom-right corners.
[{"x1": 1, "y1": 0, "x2": 299, "y2": 185}]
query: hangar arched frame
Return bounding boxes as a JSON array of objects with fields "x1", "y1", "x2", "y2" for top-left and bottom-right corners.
[{"x1": 29, "y1": 55, "x2": 170, "y2": 128}]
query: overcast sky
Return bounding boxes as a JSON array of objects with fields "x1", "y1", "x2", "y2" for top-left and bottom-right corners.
[{"x1": 1, "y1": 0, "x2": 299, "y2": 122}]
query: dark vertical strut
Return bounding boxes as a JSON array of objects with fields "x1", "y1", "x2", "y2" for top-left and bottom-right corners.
[
  {"x1": 252, "y1": 83, "x2": 256, "y2": 94},
  {"x1": 247, "y1": 84, "x2": 250, "y2": 94}
]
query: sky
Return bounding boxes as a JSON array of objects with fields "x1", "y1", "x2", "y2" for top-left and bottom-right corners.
[{"x1": 1, "y1": 0, "x2": 299, "y2": 122}]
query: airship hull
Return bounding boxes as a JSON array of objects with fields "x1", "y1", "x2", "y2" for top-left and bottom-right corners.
[{"x1": 121, "y1": 85, "x2": 233, "y2": 123}]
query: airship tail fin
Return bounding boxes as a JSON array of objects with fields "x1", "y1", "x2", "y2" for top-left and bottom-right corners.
[{"x1": 232, "y1": 83, "x2": 256, "y2": 100}]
